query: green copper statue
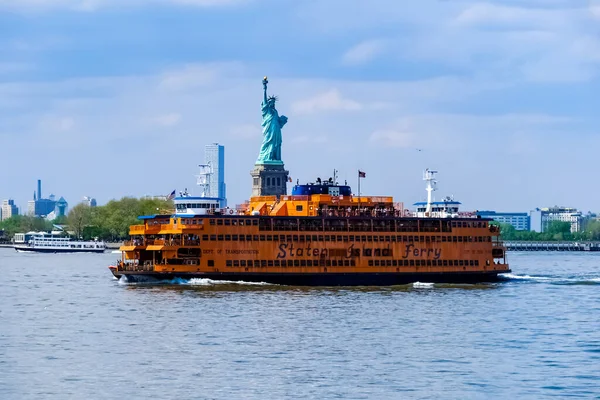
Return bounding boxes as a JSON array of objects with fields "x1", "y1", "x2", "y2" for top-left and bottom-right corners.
[{"x1": 256, "y1": 76, "x2": 288, "y2": 164}]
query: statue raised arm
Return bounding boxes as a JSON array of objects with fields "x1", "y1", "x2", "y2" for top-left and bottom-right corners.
[{"x1": 256, "y1": 76, "x2": 288, "y2": 164}]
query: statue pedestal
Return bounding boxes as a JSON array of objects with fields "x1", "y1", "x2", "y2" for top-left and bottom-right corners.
[{"x1": 251, "y1": 163, "x2": 289, "y2": 197}]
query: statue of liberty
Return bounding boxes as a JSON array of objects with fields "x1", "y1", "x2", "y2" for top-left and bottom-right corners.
[{"x1": 256, "y1": 76, "x2": 288, "y2": 164}]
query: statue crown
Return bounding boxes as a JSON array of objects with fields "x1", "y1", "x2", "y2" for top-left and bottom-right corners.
[{"x1": 267, "y1": 95, "x2": 278, "y2": 102}]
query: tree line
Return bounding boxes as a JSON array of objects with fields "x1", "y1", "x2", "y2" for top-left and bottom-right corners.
[
  {"x1": 495, "y1": 220, "x2": 600, "y2": 241},
  {"x1": 0, "y1": 197, "x2": 173, "y2": 242}
]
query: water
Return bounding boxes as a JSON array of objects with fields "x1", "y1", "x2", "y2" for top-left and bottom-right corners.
[{"x1": 1, "y1": 248, "x2": 599, "y2": 399}]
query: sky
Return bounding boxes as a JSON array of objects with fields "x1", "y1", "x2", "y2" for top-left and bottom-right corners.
[{"x1": 0, "y1": 0, "x2": 599, "y2": 213}]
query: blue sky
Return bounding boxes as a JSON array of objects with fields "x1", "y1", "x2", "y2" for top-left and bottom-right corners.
[{"x1": 1, "y1": 0, "x2": 599, "y2": 213}]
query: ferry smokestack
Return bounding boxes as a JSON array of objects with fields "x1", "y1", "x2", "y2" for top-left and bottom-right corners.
[{"x1": 38, "y1": 179, "x2": 42, "y2": 200}]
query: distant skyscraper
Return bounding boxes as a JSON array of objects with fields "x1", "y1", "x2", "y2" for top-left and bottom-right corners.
[
  {"x1": 83, "y1": 196, "x2": 97, "y2": 207},
  {"x1": 55, "y1": 197, "x2": 68, "y2": 217},
  {"x1": 204, "y1": 143, "x2": 226, "y2": 207},
  {"x1": 27, "y1": 179, "x2": 59, "y2": 217},
  {"x1": 1, "y1": 199, "x2": 19, "y2": 221}
]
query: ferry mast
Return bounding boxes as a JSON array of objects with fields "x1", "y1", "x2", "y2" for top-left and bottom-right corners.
[
  {"x1": 423, "y1": 168, "x2": 438, "y2": 215},
  {"x1": 196, "y1": 163, "x2": 213, "y2": 198}
]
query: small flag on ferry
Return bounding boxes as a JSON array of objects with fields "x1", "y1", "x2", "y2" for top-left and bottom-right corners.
[
  {"x1": 358, "y1": 170, "x2": 366, "y2": 178},
  {"x1": 167, "y1": 190, "x2": 176, "y2": 200},
  {"x1": 288, "y1": 177, "x2": 292, "y2": 182}
]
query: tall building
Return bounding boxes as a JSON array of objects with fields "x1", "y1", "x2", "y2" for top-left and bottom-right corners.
[
  {"x1": 476, "y1": 211, "x2": 530, "y2": 231},
  {"x1": 27, "y1": 179, "x2": 60, "y2": 217},
  {"x1": 1, "y1": 199, "x2": 19, "y2": 221},
  {"x1": 83, "y1": 196, "x2": 97, "y2": 207},
  {"x1": 530, "y1": 207, "x2": 584, "y2": 233},
  {"x1": 204, "y1": 143, "x2": 227, "y2": 207}
]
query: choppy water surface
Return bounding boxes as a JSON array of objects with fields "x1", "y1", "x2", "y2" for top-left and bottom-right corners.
[{"x1": 1, "y1": 249, "x2": 599, "y2": 399}]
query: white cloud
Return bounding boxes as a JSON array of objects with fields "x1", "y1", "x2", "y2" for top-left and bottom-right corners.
[
  {"x1": 369, "y1": 129, "x2": 416, "y2": 149},
  {"x1": 0, "y1": 0, "x2": 250, "y2": 12},
  {"x1": 291, "y1": 89, "x2": 361, "y2": 115},
  {"x1": 229, "y1": 123, "x2": 260, "y2": 139},
  {"x1": 158, "y1": 63, "x2": 244, "y2": 91},
  {"x1": 342, "y1": 39, "x2": 387, "y2": 65},
  {"x1": 152, "y1": 113, "x2": 182, "y2": 127},
  {"x1": 38, "y1": 116, "x2": 75, "y2": 132}
]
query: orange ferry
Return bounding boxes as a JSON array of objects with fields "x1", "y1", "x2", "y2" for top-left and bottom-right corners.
[{"x1": 109, "y1": 170, "x2": 510, "y2": 285}]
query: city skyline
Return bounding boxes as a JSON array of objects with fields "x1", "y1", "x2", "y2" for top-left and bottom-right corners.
[{"x1": 1, "y1": 1, "x2": 599, "y2": 212}]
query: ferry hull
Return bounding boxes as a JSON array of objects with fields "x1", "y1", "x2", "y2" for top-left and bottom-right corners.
[
  {"x1": 15, "y1": 246, "x2": 105, "y2": 254},
  {"x1": 110, "y1": 269, "x2": 510, "y2": 286}
]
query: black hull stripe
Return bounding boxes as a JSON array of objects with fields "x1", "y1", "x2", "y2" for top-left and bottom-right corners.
[
  {"x1": 15, "y1": 247, "x2": 105, "y2": 253},
  {"x1": 112, "y1": 271, "x2": 509, "y2": 286}
]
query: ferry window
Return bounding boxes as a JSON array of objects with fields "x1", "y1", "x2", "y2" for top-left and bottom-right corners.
[
  {"x1": 261, "y1": 260, "x2": 267, "y2": 267},
  {"x1": 368, "y1": 260, "x2": 373, "y2": 266},
  {"x1": 287, "y1": 235, "x2": 293, "y2": 242},
  {"x1": 239, "y1": 220, "x2": 244, "y2": 226},
  {"x1": 241, "y1": 260, "x2": 246, "y2": 267},
  {"x1": 246, "y1": 235, "x2": 252, "y2": 241},
  {"x1": 367, "y1": 235, "x2": 373, "y2": 242},
  {"x1": 487, "y1": 237, "x2": 491, "y2": 242},
  {"x1": 208, "y1": 260, "x2": 215, "y2": 267},
  {"x1": 350, "y1": 260, "x2": 356, "y2": 267},
  {"x1": 202, "y1": 235, "x2": 208, "y2": 241},
  {"x1": 300, "y1": 260, "x2": 307, "y2": 267},
  {"x1": 459, "y1": 260, "x2": 464, "y2": 266},
  {"x1": 441, "y1": 236, "x2": 446, "y2": 242},
  {"x1": 252, "y1": 220, "x2": 258, "y2": 226},
  {"x1": 226, "y1": 260, "x2": 232, "y2": 267},
  {"x1": 277, "y1": 177, "x2": 281, "y2": 186},
  {"x1": 307, "y1": 260, "x2": 313, "y2": 267},
  {"x1": 296, "y1": 205, "x2": 303, "y2": 212},
  {"x1": 294, "y1": 260, "x2": 300, "y2": 267},
  {"x1": 408, "y1": 260, "x2": 414, "y2": 266},
  {"x1": 273, "y1": 235, "x2": 279, "y2": 241},
  {"x1": 225, "y1": 235, "x2": 231, "y2": 241},
  {"x1": 267, "y1": 177, "x2": 271, "y2": 186},
  {"x1": 331, "y1": 236, "x2": 337, "y2": 242},
  {"x1": 312, "y1": 235, "x2": 318, "y2": 241},
  {"x1": 299, "y1": 235, "x2": 305, "y2": 242},
  {"x1": 415, "y1": 260, "x2": 421, "y2": 267},
  {"x1": 458, "y1": 236, "x2": 463, "y2": 242},
  {"x1": 332, "y1": 260, "x2": 338, "y2": 267},
  {"x1": 232, "y1": 220, "x2": 237, "y2": 226},
  {"x1": 253, "y1": 235, "x2": 259, "y2": 241},
  {"x1": 318, "y1": 235, "x2": 324, "y2": 241},
  {"x1": 217, "y1": 220, "x2": 223, "y2": 226},
  {"x1": 386, "y1": 260, "x2": 392, "y2": 267},
  {"x1": 343, "y1": 236, "x2": 349, "y2": 242},
  {"x1": 274, "y1": 260, "x2": 280, "y2": 267},
  {"x1": 325, "y1": 260, "x2": 331, "y2": 267},
  {"x1": 451, "y1": 222, "x2": 456, "y2": 228},
  {"x1": 426, "y1": 260, "x2": 431, "y2": 266},
  {"x1": 443, "y1": 260, "x2": 448, "y2": 266},
  {"x1": 225, "y1": 220, "x2": 231, "y2": 226},
  {"x1": 233, "y1": 260, "x2": 240, "y2": 267},
  {"x1": 372, "y1": 236, "x2": 378, "y2": 242},
  {"x1": 239, "y1": 235, "x2": 245, "y2": 242},
  {"x1": 324, "y1": 235, "x2": 330, "y2": 241},
  {"x1": 420, "y1": 236, "x2": 425, "y2": 242},
  {"x1": 475, "y1": 260, "x2": 479, "y2": 266},
  {"x1": 452, "y1": 236, "x2": 458, "y2": 242},
  {"x1": 210, "y1": 235, "x2": 216, "y2": 241},
  {"x1": 267, "y1": 235, "x2": 273, "y2": 241},
  {"x1": 232, "y1": 235, "x2": 238, "y2": 241},
  {"x1": 349, "y1": 235, "x2": 355, "y2": 242},
  {"x1": 217, "y1": 235, "x2": 224, "y2": 241},
  {"x1": 260, "y1": 235, "x2": 265, "y2": 241},
  {"x1": 374, "y1": 260, "x2": 380, "y2": 266},
  {"x1": 454, "y1": 260, "x2": 459, "y2": 266},
  {"x1": 268, "y1": 260, "x2": 274, "y2": 267},
  {"x1": 293, "y1": 235, "x2": 299, "y2": 241},
  {"x1": 425, "y1": 236, "x2": 430, "y2": 243},
  {"x1": 254, "y1": 260, "x2": 260, "y2": 267},
  {"x1": 469, "y1": 260, "x2": 474, "y2": 266}
]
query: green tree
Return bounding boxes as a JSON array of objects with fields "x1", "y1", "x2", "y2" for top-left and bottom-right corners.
[{"x1": 68, "y1": 203, "x2": 92, "y2": 239}]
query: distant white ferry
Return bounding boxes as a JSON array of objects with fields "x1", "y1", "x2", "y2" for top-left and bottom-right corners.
[{"x1": 14, "y1": 233, "x2": 106, "y2": 253}]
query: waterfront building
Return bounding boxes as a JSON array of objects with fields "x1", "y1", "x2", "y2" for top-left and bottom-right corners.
[
  {"x1": 83, "y1": 196, "x2": 97, "y2": 207},
  {"x1": 530, "y1": 207, "x2": 583, "y2": 233},
  {"x1": 1, "y1": 199, "x2": 19, "y2": 221},
  {"x1": 476, "y1": 211, "x2": 530, "y2": 231},
  {"x1": 26, "y1": 179, "x2": 66, "y2": 218},
  {"x1": 204, "y1": 143, "x2": 227, "y2": 207}
]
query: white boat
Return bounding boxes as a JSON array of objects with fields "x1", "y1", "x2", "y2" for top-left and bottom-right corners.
[{"x1": 14, "y1": 234, "x2": 106, "y2": 253}]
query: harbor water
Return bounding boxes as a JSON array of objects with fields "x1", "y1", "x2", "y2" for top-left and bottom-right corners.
[{"x1": 1, "y1": 248, "x2": 598, "y2": 399}]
